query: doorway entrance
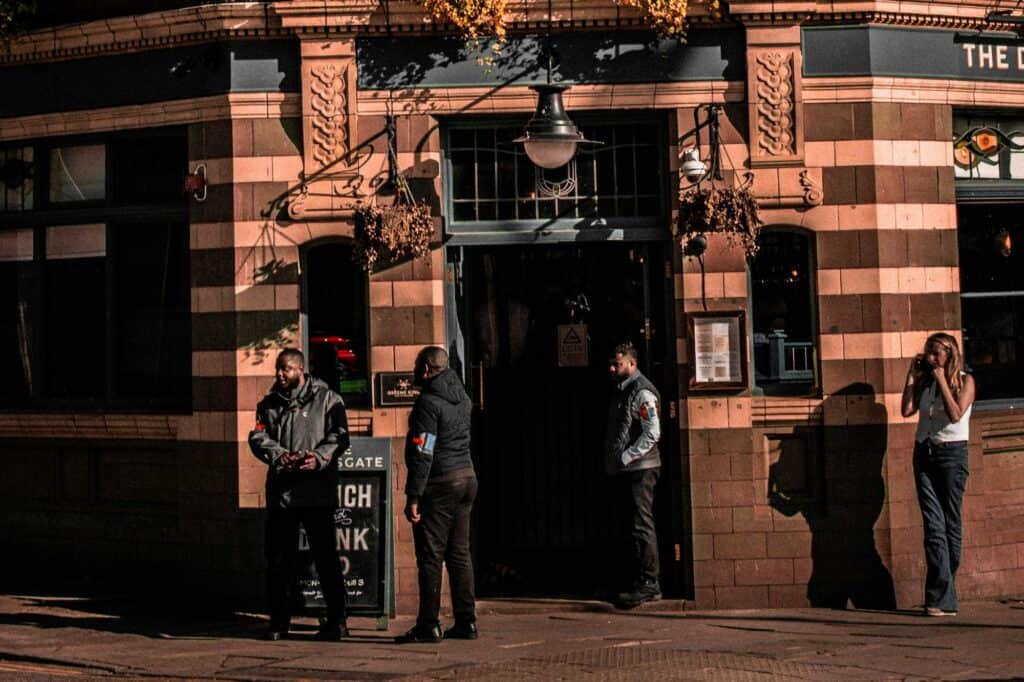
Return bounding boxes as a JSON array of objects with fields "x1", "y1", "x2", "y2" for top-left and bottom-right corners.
[{"x1": 449, "y1": 242, "x2": 685, "y2": 598}]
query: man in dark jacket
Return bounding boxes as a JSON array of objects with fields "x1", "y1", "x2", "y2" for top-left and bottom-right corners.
[
  {"x1": 248, "y1": 348, "x2": 349, "y2": 641},
  {"x1": 396, "y1": 346, "x2": 478, "y2": 644},
  {"x1": 605, "y1": 342, "x2": 662, "y2": 607}
]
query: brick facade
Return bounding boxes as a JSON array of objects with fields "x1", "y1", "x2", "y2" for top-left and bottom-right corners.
[{"x1": 2, "y1": 0, "x2": 1024, "y2": 614}]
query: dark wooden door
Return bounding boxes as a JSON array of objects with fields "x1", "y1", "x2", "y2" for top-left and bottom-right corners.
[{"x1": 451, "y1": 243, "x2": 680, "y2": 597}]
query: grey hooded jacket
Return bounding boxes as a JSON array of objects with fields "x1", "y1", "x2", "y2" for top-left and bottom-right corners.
[{"x1": 248, "y1": 375, "x2": 349, "y2": 508}]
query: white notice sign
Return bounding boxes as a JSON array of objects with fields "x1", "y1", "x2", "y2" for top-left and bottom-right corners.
[
  {"x1": 557, "y1": 324, "x2": 589, "y2": 367},
  {"x1": 693, "y1": 317, "x2": 742, "y2": 384}
]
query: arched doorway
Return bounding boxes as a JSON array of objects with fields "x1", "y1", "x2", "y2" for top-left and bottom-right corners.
[{"x1": 301, "y1": 240, "x2": 370, "y2": 409}]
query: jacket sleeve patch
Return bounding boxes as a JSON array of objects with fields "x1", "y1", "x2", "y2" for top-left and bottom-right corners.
[
  {"x1": 639, "y1": 402, "x2": 658, "y2": 421},
  {"x1": 415, "y1": 432, "x2": 437, "y2": 455}
]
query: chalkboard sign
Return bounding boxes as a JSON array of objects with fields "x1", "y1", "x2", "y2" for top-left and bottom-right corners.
[
  {"x1": 376, "y1": 372, "x2": 421, "y2": 406},
  {"x1": 296, "y1": 437, "x2": 393, "y2": 626}
]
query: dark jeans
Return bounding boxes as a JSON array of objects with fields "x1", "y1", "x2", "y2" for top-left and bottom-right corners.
[
  {"x1": 265, "y1": 507, "x2": 347, "y2": 630},
  {"x1": 619, "y1": 468, "x2": 660, "y2": 585},
  {"x1": 913, "y1": 440, "x2": 969, "y2": 612},
  {"x1": 412, "y1": 475, "x2": 477, "y2": 628}
]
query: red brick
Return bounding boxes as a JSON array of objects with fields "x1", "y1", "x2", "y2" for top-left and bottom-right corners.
[
  {"x1": 710, "y1": 481, "x2": 758, "y2": 507},
  {"x1": 715, "y1": 585, "x2": 770, "y2": 609},
  {"x1": 693, "y1": 559, "x2": 735, "y2": 587},
  {"x1": 734, "y1": 506, "x2": 775, "y2": 533},
  {"x1": 766, "y1": 531, "x2": 812, "y2": 558},
  {"x1": 714, "y1": 532, "x2": 767, "y2": 559},
  {"x1": 692, "y1": 507, "x2": 733, "y2": 534},
  {"x1": 693, "y1": 533, "x2": 714, "y2": 561},
  {"x1": 735, "y1": 558, "x2": 794, "y2": 585},
  {"x1": 769, "y1": 584, "x2": 810, "y2": 608},
  {"x1": 693, "y1": 454, "x2": 734, "y2": 482}
]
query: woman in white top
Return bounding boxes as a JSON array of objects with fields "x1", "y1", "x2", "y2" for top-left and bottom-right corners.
[{"x1": 900, "y1": 333, "x2": 975, "y2": 617}]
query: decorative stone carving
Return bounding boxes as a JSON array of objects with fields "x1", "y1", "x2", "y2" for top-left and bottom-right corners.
[
  {"x1": 288, "y1": 39, "x2": 370, "y2": 220},
  {"x1": 799, "y1": 169, "x2": 823, "y2": 206},
  {"x1": 745, "y1": 39, "x2": 805, "y2": 168},
  {"x1": 309, "y1": 63, "x2": 352, "y2": 170},
  {"x1": 755, "y1": 51, "x2": 796, "y2": 157}
]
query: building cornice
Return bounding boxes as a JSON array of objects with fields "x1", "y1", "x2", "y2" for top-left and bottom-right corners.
[{"x1": 1, "y1": 0, "x2": 1019, "y2": 66}]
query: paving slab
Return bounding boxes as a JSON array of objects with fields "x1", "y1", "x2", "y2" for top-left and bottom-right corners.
[{"x1": 1, "y1": 594, "x2": 1023, "y2": 680}]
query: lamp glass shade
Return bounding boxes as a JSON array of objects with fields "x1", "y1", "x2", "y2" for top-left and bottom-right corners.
[{"x1": 523, "y1": 139, "x2": 579, "y2": 169}]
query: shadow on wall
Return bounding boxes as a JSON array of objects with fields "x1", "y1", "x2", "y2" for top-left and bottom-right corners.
[{"x1": 769, "y1": 382, "x2": 897, "y2": 610}]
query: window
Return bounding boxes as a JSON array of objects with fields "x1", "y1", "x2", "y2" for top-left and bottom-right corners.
[
  {"x1": 49, "y1": 144, "x2": 105, "y2": 203},
  {"x1": 0, "y1": 128, "x2": 190, "y2": 410},
  {"x1": 445, "y1": 118, "x2": 666, "y2": 238},
  {"x1": 304, "y1": 242, "x2": 369, "y2": 407},
  {"x1": 1, "y1": 146, "x2": 34, "y2": 211},
  {"x1": 957, "y1": 204, "x2": 1022, "y2": 402},
  {"x1": 955, "y1": 113, "x2": 1024, "y2": 404},
  {"x1": 750, "y1": 229, "x2": 818, "y2": 396}
]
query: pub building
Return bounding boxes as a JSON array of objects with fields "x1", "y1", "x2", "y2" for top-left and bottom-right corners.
[{"x1": 1, "y1": 0, "x2": 1023, "y2": 613}]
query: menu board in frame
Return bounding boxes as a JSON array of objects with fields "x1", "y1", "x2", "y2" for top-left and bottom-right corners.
[{"x1": 687, "y1": 311, "x2": 748, "y2": 390}]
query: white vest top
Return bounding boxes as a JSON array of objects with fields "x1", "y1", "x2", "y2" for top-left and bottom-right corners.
[{"x1": 914, "y1": 373, "x2": 971, "y2": 444}]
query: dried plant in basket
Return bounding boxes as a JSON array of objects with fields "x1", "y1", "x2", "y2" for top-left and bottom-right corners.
[
  {"x1": 353, "y1": 178, "x2": 435, "y2": 272},
  {"x1": 677, "y1": 185, "x2": 764, "y2": 258}
]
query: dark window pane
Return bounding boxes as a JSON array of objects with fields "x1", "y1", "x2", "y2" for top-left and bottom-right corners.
[
  {"x1": 476, "y1": 150, "x2": 496, "y2": 198},
  {"x1": 110, "y1": 131, "x2": 187, "y2": 205},
  {"x1": 496, "y1": 153, "x2": 516, "y2": 199},
  {"x1": 751, "y1": 230, "x2": 817, "y2": 396},
  {"x1": 453, "y1": 201, "x2": 476, "y2": 222},
  {"x1": 963, "y1": 297, "x2": 1024, "y2": 401},
  {"x1": 0, "y1": 260, "x2": 36, "y2": 403},
  {"x1": 477, "y1": 201, "x2": 496, "y2": 221},
  {"x1": 450, "y1": 150, "x2": 476, "y2": 200},
  {"x1": 50, "y1": 144, "x2": 105, "y2": 202},
  {"x1": 449, "y1": 129, "x2": 475, "y2": 149},
  {"x1": 957, "y1": 204, "x2": 1024, "y2": 293},
  {"x1": 306, "y1": 242, "x2": 369, "y2": 406},
  {"x1": 111, "y1": 221, "x2": 190, "y2": 405},
  {"x1": 45, "y1": 256, "x2": 106, "y2": 401},
  {"x1": 497, "y1": 200, "x2": 516, "y2": 220},
  {"x1": 517, "y1": 200, "x2": 536, "y2": 220}
]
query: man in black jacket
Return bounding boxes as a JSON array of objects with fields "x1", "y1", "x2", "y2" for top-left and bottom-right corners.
[
  {"x1": 248, "y1": 349, "x2": 349, "y2": 641},
  {"x1": 396, "y1": 346, "x2": 478, "y2": 644}
]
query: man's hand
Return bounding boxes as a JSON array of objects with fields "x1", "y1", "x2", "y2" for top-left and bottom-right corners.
[
  {"x1": 277, "y1": 452, "x2": 302, "y2": 471},
  {"x1": 297, "y1": 450, "x2": 318, "y2": 471},
  {"x1": 405, "y1": 500, "x2": 421, "y2": 524}
]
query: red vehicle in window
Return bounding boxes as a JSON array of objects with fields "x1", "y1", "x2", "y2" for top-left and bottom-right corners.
[{"x1": 309, "y1": 334, "x2": 366, "y2": 397}]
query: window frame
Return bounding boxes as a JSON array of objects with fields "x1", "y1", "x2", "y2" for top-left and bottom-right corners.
[
  {"x1": 0, "y1": 127, "x2": 191, "y2": 412},
  {"x1": 954, "y1": 110, "x2": 1024, "y2": 410},
  {"x1": 441, "y1": 112, "x2": 672, "y2": 244},
  {"x1": 746, "y1": 226, "x2": 822, "y2": 398}
]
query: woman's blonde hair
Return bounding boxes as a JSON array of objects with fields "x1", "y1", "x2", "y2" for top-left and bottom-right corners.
[{"x1": 925, "y1": 333, "x2": 964, "y2": 397}]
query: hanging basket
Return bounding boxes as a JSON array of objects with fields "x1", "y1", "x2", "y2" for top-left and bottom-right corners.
[
  {"x1": 677, "y1": 185, "x2": 764, "y2": 258},
  {"x1": 353, "y1": 179, "x2": 435, "y2": 272}
]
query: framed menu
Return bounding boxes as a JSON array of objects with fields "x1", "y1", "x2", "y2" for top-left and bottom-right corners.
[{"x1": 687, "y1": 311, "x2": 748, "y2": 390}]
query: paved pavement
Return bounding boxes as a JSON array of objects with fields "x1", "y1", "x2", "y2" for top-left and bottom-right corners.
[{"x1": 1, "y1": 593, "x2": 1023, "y2": 680}]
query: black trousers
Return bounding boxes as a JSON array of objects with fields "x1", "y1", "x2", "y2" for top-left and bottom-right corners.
[
  {"x1": 412, "y1": 475, "x2": 478, "y2": 628},
  {"x1": 619, "y1": 468, "x2": 660, "y2": 585},
  {"x1": 265, "y1": 507, "x2": 347, "y2": 629}
]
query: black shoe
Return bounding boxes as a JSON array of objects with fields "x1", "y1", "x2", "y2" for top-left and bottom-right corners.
[
  {"x1": 265, "y1": 628, "x2": 288, "y2": 641},
  {"x1": 395, "y1": 624, "x2": 442, "y2": 643},
  {"x1": 443, "y1": 621, "x2": 478, "y2": 640},
  {"x1": 314, "y1": 621, "x2": 349, "y2": 641},
  {"x1": 617, "y1": 581, "x2": 662, "y2": 607}
]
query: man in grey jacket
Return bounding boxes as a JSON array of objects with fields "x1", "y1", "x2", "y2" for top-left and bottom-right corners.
[
  {"x1": 249, "y1": 349, "x2": 349, "y2": 641},
  {"x1": 605, "y1": 342, "x2": 662, "y2": 607}
]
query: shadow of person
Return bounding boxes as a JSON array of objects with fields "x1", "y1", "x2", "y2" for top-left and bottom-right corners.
[{"x1": 769, "y1": 382, "x2": 897, "y2": 610}]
